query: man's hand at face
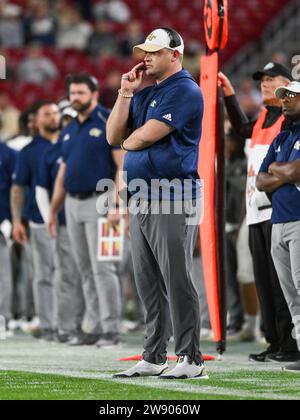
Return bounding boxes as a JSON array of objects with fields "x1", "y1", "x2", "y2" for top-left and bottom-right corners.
[{"x1": 120, "y1": 62, "x2": 145, "y2": 94}]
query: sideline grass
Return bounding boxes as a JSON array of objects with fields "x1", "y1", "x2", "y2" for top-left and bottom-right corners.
[{"x1": 0, "y1": 333, "x2": 300, "y2": 400}]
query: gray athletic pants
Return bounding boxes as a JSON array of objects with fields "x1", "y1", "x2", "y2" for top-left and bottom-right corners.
[
  {"x1": 191, "y1": 256, "x2": 211, "y2": 330},
  {"x1": 129, "y1": 199, "x2": 202, "y2": 365},
  {"x1": 55, "y1": 226, "x2": 85, "y2": 334},
  {"x1": 30, "y1": 225, "x2": 55, "y2": 330},
  {"x1": 65, "y1": 194, "x2": 121, "y2": 335},
  {"x1": 271, "y1": 222, "x2": 300, "y2": 351},
  {"x1": 0, "y1": 235, "x2": 12, "y2": 320}
]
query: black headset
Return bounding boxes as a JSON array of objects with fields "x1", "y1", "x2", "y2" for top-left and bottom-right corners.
[{"x1": 159, "y1": 27, "x2": 182, "y2": 49}]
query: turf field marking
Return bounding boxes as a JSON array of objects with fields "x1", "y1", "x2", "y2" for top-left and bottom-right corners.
[{"x1": 0, "y1": 367, "x2": 298, "y2": 400}]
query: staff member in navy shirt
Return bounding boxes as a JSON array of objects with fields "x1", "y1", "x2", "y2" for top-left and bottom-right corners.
[
  {"x1": 0, "y1": 142, "x2": 16, "y2": 324},
  {"x1": 257, "y1": 81, "x2": 300, "y2": 372},
  {"x1": 11, "y1": 101, "x2": 61, "y2": 341},
  {"x1": 36, "y1": 138, "x2": 85, "y2": 343},
  {"x1": 48, "y1": 74, "x2": 123, "y2": 347},
  {"x1": 107, "y1": 28, "x2": 206, "y2": 379}
]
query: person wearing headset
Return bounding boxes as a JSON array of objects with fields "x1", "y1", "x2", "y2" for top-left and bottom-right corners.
[{"x1": 107, "y1": 28, "x2": 207, "y2": 379}]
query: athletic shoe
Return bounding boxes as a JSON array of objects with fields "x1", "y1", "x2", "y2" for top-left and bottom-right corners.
[
  {"x1": 56, "y1": 332, "x2": 74, "y2": 343},
  {"x1": 226, "y1": 328, "x2": 243, "y2": 342},
  {"x1": 266, "y1": 352, "x2": 300, "y2": 363},
  {"x1": 39, "y1": 329, "x2": 55, "y2": 342},
  {"x1": 160, "y1": 356, "x2": 209, "y2": 380},
  {"x1": 96, "y1": 333, "x2": 120, "y2": 348},
  {"x1": 282, "y1": 361, "x2": 300, "y2": 373},
  {"x1": 113, "y1": 360, "x2": 168, "y2": 378},
  {"x1": 68, "y1": 333, "x2": 101, "y2": 346},
  {"x1": 249, "y1": 348, "x2": 278, "y2": 362}
]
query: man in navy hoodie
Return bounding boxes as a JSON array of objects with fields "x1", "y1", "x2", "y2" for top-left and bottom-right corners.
[{"x1": 107, "y1": 28, "x2": 207, "y2": 379}]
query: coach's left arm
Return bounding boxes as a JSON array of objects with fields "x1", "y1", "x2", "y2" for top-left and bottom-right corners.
[
  {"x1": 121, "y1": 119, "x2": 174, "y2": 151},
  {"x1": 268, "y1": 160, "x2": 300, "y2": 183}
]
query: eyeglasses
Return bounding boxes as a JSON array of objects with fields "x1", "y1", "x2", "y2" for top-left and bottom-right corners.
[{"x1": 284, "y1": 91, "x2": 298, "y2": 99}]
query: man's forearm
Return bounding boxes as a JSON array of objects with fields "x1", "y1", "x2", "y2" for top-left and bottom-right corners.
[
  {"x1": 107, "y1": 94, "x2": 132, "y2": 146},
  {"x1": 224, "y1": 95, "x2": 252, "y2": 139},
  {"x1": 10, "y1": 185, "x2": 24, "y2": 222},
  {"x1": 51, "y1": 182, "x2": 66, "y2": 215},
  {"x1": 123, "y1": 127, "x2": 152, "y2": 151},
  {"x1": 270, "y1": 161, "x2": 300, "y2": 183},
  {"x1": 50, "y1": 164, "x2": 66, "y2": 214},
  {"x1": 256, "y1": 172, "x2": 285, "y2": 193},
  {"x1": 122, "y1": 120, "x2": 173, "y2": 151}
]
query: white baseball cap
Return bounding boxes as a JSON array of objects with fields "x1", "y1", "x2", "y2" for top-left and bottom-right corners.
[
  {"x1": 133, "y1": 28, "x2": 184, "y2": 56},
  {"x1": 275, "y1": 81, "x2": 300, "y2": 99},
  {"x1": 61, "y1": 106, "x2": 78, "y2": 119}
]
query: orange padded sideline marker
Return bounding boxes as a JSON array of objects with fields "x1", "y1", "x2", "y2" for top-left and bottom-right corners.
[{"x1": 198, "y1": 0, "x2": 228, "y2": 356}]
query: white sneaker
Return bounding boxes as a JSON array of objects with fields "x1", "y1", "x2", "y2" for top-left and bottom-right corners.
[
  {"x1": 160, "y1": 356, "x2": 209, "y2": 379},
  {"x1": 113, "y1": 359, "x2": 168, "y2": 378}
]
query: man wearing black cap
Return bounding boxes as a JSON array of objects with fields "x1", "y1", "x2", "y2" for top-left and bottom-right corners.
[{"x1": 219, "y1": 63, "x2": 300, "y2": 363}]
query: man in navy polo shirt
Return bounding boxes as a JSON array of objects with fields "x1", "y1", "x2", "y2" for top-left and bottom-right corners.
[
  {"x1": 0, "y1": 142, "x2": 16, "y2": 324},
  {"x1": 48, "y1": 74, "x2": 123, "y2": 347},
  {"x1": 11, "y1": 101, "x2": 61, "y2": 341},
  {"x1": 107, "y1": 28, "x2": 207, "y2": 379},
  {"x1": 257, "y1": 81, "x2": 300, "y2": 372},
  {"x1": 36, "y1": 138, "x2": 85, "y2": 343}
]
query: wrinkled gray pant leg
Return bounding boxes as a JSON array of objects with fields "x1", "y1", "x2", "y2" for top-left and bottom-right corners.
[
  {"x1": 271, "y1": 222, "x2": 300, "y2": 351},
  {"x1": 0, "y1": 236, "x2": 12, "y2": 320}
]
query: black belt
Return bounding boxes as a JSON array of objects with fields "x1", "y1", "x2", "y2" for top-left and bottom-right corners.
[{"x1": 69, "y1": 191, "x2": 103, "y2": 201}]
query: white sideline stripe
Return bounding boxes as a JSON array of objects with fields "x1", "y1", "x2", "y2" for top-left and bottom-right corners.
[{"x1": 0, "y1": 367, "x2": 297, "y2": 400}]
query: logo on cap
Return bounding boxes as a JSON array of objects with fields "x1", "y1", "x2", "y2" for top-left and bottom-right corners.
[
  {"x1": 264, "y1": 62, "x2": 275, "y2": 71},
  {"x1": 147, "y1": 33, "x2": 157, "y2": 41}
]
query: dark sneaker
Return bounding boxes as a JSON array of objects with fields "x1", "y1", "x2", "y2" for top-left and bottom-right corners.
[
  {"x1": 283, "y1": 361, "x2": 300, "y2": 373},
  {"x1": 249, "y1": 348, "x2": 279, "y2": 362},
  {"x1": 56, "y1": 332, "x2": 73, "y2": 343},
  {"x1": 39, "y1": 329, "x2": 55, "y2": 342},
  {"x1": 68, "y1": 333, "x2": 101, "y2": 346},
  {"x1": 266, "y1": 352, "x2": 300, "y2": 363},
  {"x1": 96, "y1": 333, "x2": 120, "y2": 348}
]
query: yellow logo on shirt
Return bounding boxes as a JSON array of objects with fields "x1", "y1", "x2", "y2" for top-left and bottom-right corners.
[{"x1": 89, "y1": 128, "x2": 102, "y2": 138}]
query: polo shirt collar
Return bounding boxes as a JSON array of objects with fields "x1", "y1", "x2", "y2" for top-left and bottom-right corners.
[
  {"x1": 153, "y1": 69, "x2": 194, "y2": 90},
  {"x1": 286, "y1": 120, "x2": 300, "y2": 131},
  {"x1": 75, "y1": 105, "x2": 100, "y2": 125},
  {"x1": 33, "y1": 134, "x2": 52, "y2": 143}
]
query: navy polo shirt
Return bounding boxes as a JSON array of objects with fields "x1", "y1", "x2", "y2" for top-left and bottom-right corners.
[
  {"x1": 61, "y1": 104, "x2": 116, "y2": 194},
  {"x1": 0, "y1": 142, "x2": 17, "y2": 223},
  {"x1": 123, "y1": 69, "x2": 203, "y2": 200},
  {"x1": 259, "y1": 122, "x2": 300, "y2": 223},
  {"x1": 14, "y1": 136, "x2": 53, "y2": 224},
  {"x1": 37, "y1": 141, "x2": 66, "y2": 225}
]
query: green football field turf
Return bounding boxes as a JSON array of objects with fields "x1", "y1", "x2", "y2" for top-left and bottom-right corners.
[{"x1": 0, "y1": 332, "x2": 300, "y2": 400}]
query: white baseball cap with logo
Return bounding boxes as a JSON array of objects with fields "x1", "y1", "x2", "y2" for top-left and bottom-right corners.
[
  {"x1": 275, "y1": 81, "x2": 300, "y2": 99},
  {"x1": 133, "y1": 28, "x2": 184, "y2": 56}
]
